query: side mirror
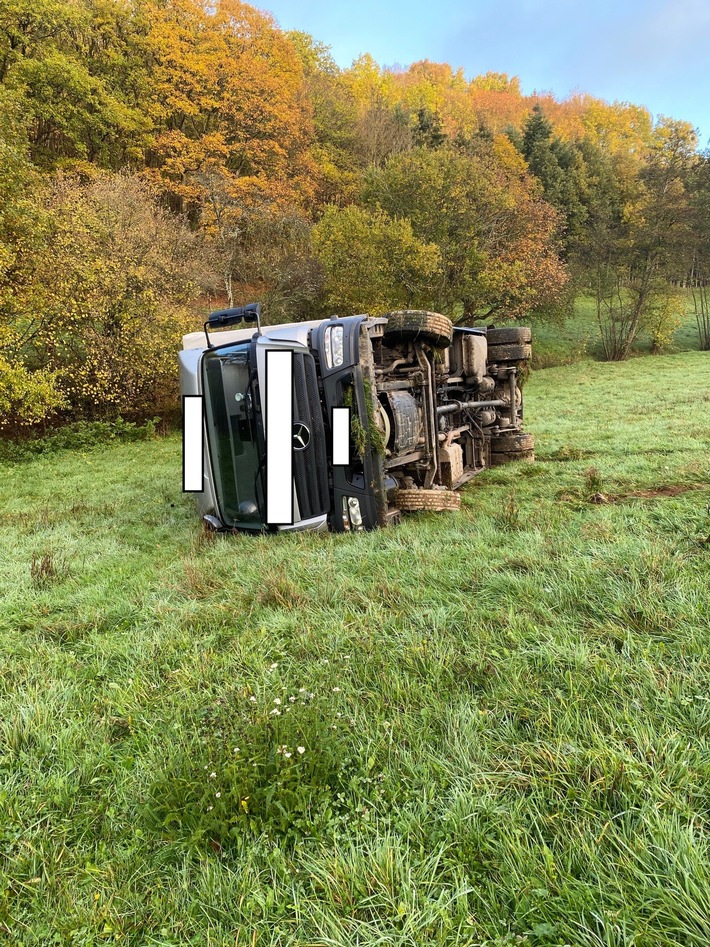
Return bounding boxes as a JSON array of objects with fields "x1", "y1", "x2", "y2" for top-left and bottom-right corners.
[{"x1": 204, "y1": 303, "x2": 261, "y2": 346}]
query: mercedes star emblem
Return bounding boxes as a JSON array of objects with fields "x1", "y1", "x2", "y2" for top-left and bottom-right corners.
[{"x1": 293, "y1": 421, "x2": 311, "y2": 451}]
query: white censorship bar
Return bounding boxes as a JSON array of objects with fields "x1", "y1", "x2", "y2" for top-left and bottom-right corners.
[
  {"x1": 182, "y1": 395, "x2": 204, "y2": 492},
  {"x1": 332, "y1": 406, "x2": 350, "y2": 466},
  {"x1": 266, "y1": 349, "x2": 293, "y2": 524}
]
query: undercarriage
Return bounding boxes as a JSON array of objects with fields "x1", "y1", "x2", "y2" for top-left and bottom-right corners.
[{"x1": 357, "y1": 310, "x2": 534, "y2": 521}]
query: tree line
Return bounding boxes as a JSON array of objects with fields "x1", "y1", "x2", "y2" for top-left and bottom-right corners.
[{"x1": 1, "y1": 0, "x2": 709, "y2": 432}]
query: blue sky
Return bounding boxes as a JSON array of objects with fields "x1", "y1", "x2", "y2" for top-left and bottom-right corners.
[{"x1": 263, "y1": 0, "x2": 710, "y2": 148}]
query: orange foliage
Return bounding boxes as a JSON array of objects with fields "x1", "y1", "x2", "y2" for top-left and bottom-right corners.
[{"x1": 143, "y1": 0, "x2": 315, "y2": 211}]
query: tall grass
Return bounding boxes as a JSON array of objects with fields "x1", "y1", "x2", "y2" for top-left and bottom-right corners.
[{"x1": 0, "y1": 352, "x2": 708, "y2": 945}]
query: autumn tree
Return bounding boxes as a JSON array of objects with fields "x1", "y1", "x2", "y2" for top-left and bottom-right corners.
[
  {"x1": 6, "y1": 174, "x2": 205, "y2": 421},
  {"x1": 312, "y1": 205, "x2": 441, "y2": 316},
  {"x1": 363, "y1": 139, "x2": 568, "y2": 320},
  {"x1": 686, "y1": 152, "x2": 710, "y2": 349},
  {"x1": 0, "y1": 89, "x2": 66, "y2": 430},
  {"x1": 287, "y1": 31, "x2": 360, "y2": 204},
  {"x1": 577, "y1": 118, "x2": 698, "y2": 359},
  {"x1": 143, "y1": 0, "x2": 315, "y2": 215},
  {"x1": 0, "y1": 0, "x2": 151, "y2": 168},
  {"x1": 198, "y1": 166, "x2": 324, "y2": 322}
]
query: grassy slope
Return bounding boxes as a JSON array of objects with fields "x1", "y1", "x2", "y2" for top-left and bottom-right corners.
[{"x1": 0, "y1": 353, "x2": 709, "y2": 947}]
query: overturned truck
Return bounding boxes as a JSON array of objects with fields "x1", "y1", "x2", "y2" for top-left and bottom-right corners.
[{"x1": 179, "y1": 306, "x2": 534, "y2": 533}]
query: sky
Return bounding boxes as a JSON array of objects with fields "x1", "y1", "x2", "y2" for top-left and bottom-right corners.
[{"x1": 262, "y1": 0, "x2": 710, "y2": 148}]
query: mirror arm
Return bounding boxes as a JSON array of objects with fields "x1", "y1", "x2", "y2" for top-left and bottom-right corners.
[{"x1": 203, "y1": 303, "x2": 262, "y2": 348}]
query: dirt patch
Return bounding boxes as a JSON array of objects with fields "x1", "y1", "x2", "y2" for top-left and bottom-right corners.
[
  {"x1": 589, "y1": 483, "x2": 708, "y2": 504},
  {"x1": 621, "y1": 483, "x2": 707, "y2": 500},
  {"x1": 558, "y1": 483, "x2": 708, "y2": 506}
]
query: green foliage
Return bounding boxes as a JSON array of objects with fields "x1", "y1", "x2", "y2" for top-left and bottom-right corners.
[
  {"x1": 519, "y1": 105, "x2": 588, "y2": 251},
  {"x1": 312, "y1": 203, "x2": 441, "y2": 315},
  {"x1": 363, "y1": 378, "x2": 387, "y2": 457},
  {"x1": 341, "y1": 381, "x2": 387, "y2": 459},
  {"x1": 341, "y1": 384, "x2": 367, "y2": 458},
  {"x1": 0, "y1": 0, "x2": 150, "y2": 167},
  {"x1": 364, "y1": 142, "x2": 568, "y2": 320},
  {"x1": 3, "y1": 173, "x2": 203, "y2": 422},
  {"x1": 0, "y1": 417, "x2": 158, "y2": 462},
  {"x1": 0, "y1": 353, "x2": 66, "y2": 432}
]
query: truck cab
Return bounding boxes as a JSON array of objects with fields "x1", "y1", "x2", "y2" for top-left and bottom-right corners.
[{"x1": 179, "y1": 306, "x2": 534, "y2": 532}]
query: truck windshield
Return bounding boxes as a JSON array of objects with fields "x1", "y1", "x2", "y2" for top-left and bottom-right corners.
[{"x1": 202, "y1": 342, "x2": 264, "y2": 529}]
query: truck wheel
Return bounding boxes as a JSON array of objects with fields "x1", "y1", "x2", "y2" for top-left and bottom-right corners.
[
  {"x1": 490, "y1": 449, "x2": 535, "y2": 466},
  {"x1": 487, "y1": 327, "x2": 532, "y2": 345},
  {"x1": 383, "y1": 311, "x2": 454, "y2": 349},
  {"x1": 392, "y1": 488, "x2": 462, "y2": 512},
  {"x1": 487, "y1": 342, "x2": 532, "y2": 361},
  {"x1": 490, "y1": 432, "x2": 535, "y2": 453}
]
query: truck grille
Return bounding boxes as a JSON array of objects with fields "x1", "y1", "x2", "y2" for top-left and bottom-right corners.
[{"x1": 292, "y1": 351, "x2": 329, "y2": 520}]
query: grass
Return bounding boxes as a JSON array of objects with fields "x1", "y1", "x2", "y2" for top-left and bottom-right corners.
[
  {"x1": 0, "y1": 351, "x2": 709, "y2": 946},
  {"x1": 528, "y1": 294, "x2": 704, "y2": 369}
]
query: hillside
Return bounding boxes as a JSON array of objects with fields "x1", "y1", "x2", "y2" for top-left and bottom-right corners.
[{"x1": 1, "y1": 352, "x2": 708, "y2": 945}]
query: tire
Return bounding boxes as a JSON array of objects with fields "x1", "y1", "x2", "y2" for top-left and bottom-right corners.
[
  {"x1": 490, "y1": 449, "x2": 535, "y2": 466},
  {"x1": 383, "y1": 311, "x2": 454, "y2": 349},
  {"x1": 490, "y1": 432, "x2": 535, "y2": 453},
  {"x1": 487, "y1": 326, "x2": 532, "y2": 345},
  {"x1": 392, "y1": 488, "x2": 462, "y2": 512},
  {"x1": 487, "y1": 342, "x2": 532, "y2": 361}
]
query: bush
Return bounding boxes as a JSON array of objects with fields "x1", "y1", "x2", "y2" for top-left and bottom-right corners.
[
  {"x1": 0, "y1": 417, "x2": 158, "y2": 463},
  {"x1": 0, "y1": 353, "x2": 66, "y2": 433},
  {"x1": 312, "y1": 204, "x2": 441, "y2": 315},
  {"x1": 1, "y1": 173, "x2": 207, "y2": 424}
]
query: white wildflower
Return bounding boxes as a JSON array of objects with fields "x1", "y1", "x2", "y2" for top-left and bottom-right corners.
[
  {"x1": 273, "y1": 697, "x2": 281, "y2": 705},
  {"x1": 333, "y1": 687, "x2": 341, "y2": 693},
  {"x1": 284, "y1": 751, "x2": 292, "y2": 758},
  {"x1": 270, "y1": 662, "x2": 278, "y2": 669},
  {"x1": 249, "y1": 695, "x2": 257, "y2": 703},
  {"x1": 215, "y1": 792, "x2": 221, "y2": 798},
  {"x1": 297, "y1": 746, "x2": 305, "y2": 755},
  {"x1": 269, "y1": 708, "x2": 281, "y2": 716},
  {"x1": 209, "y1": 772, "x2": 216, "y2": 779},
  {"x1": 298, "y1": 687, "x2": 306, "y2": 693}
]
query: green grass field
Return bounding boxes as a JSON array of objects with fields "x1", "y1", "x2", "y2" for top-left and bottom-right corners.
[{"x1": 1, "y1": 352, "x2": 709, "y2": 946}]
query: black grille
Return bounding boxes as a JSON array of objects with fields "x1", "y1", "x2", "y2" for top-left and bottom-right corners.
[{"x1": 292, "y1": 351, "x2": 329, "y2": 519}]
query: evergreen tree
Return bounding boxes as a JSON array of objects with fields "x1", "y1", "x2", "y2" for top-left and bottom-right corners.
[
  {"x1": 414, "y1": 107, "x2": 446, "y2": 148},
  {"x1": 519, "y1": 105, "x2": 587, "y2": 253}
]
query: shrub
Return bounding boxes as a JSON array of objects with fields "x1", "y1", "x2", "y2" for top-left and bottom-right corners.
[
  {"x1": 0, "y1": 353, "x2": 66, "y2": 433},
  {"x1": 2, "y1": 173, "x2": 207, "y2": 424},
  {"x1": 0, "y1": 418, "x2": 158, "y2": 463}
]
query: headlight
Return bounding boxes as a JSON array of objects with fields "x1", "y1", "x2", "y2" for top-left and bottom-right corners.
[
  {"x1": 347, "y1": 496, "x2": 363, "y2": 528},
  {"x1": 324, "y1": 325, "x2": 344, "y2": 368}
]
